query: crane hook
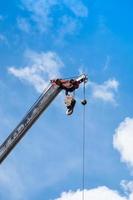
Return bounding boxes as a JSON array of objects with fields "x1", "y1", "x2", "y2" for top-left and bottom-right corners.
[
  {"x1": 81, "y1": 99, "x2": 87, "y2": 105},
  {"x1": 81, "y1": 79, "x2": 87, "y2": 106}
]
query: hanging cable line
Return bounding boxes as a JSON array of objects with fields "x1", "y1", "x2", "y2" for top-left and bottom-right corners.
[{"x1": 81, "y1": 80, "x2": 87, "y2": 200}]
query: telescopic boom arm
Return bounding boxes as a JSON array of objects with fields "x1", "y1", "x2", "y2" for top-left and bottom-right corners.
[{"x1": 0, "y1": 74, "x2": 87, "y2": 164}]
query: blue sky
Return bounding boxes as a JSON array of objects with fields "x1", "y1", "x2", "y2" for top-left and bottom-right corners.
[{"x1": 0, "y1": 0, "x2": 133, "y2": 200}]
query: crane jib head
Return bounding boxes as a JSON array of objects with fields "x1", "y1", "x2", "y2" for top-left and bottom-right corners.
[
  {"x1": 51, "y1": 74, "x2": 88, "y2": 93},
  {"x1": 51, "y1": 74, "x2": 88, "y2": 116}
]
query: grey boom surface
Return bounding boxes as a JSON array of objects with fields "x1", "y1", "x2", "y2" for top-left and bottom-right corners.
[{"x1": 0, "y1": 83, "x2": 61, "y2": 163}]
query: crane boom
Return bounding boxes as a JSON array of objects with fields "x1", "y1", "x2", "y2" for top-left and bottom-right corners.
[{"x1": 0, "y1": 74, "x2": 87, "y2": 164}]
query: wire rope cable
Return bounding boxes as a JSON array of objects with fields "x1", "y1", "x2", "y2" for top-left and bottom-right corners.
[{"x1": 82, "y1": 81, "x2": 86, "y2": 200}]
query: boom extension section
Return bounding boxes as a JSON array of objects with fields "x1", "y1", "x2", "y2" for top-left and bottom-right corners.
[{"x1": 0, "y1": 74, "x2": 87, "y2": 164}]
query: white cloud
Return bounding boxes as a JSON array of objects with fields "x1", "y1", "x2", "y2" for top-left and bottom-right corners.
[
  {"x1": 113, "y1": 118, "x2": 133, "y2": 168},
  {"x1": 103, "y1": 55, "x2": 111, "y2": 71},
  {"x1": 121, "y1": 180, "x2": 133, "y2": 194},
  {"x1": 8, "y1": 50, "x2": 64, "y2": 93},
  {"x1": 17, "y1": 17, "x2": 31, "y2": 33},
  {"x1": 55, "y1": 187, "x2": 129, "y2": 200},
  {"x1": 57, "y1": 16, "x2": 78, "y2": 41},
  {"x1": 91, "y1": 78, "x2": 119, "y2": 104},
  {"x1": 63, "y1": 0, "x2": 88, "y2": 17},
  {"x1": 20, "y1": 0, "x2": 88, "y2": 33},
  {"x1": 21, "y1": 0, "x2": 57, "y2": 32},
  {"x1": 0, "y1": 34, "x2": 8, "y2": 44}
]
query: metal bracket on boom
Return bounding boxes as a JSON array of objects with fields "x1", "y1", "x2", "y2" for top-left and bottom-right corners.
[{"x1": 51, "y1": 74, "x2": 87, "y2": 94}]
